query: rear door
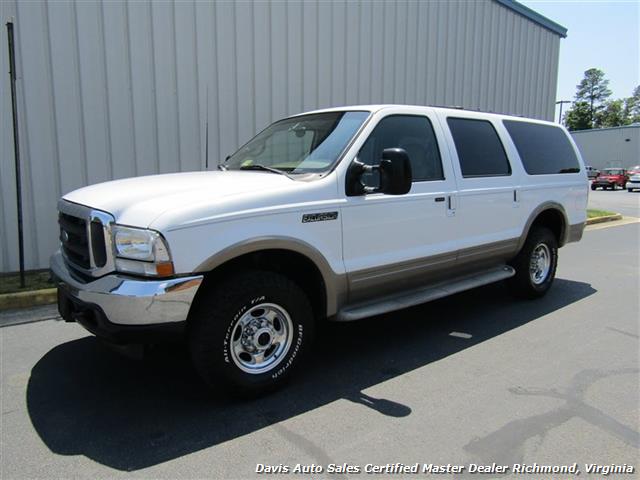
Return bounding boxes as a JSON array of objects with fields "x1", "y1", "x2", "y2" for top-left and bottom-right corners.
[
  {"x1": 341, "y1": 111, "x2": 459, "y2": 303},
  {"x1": 436, "y1": 113, "x2": 522, "y2": 266}
]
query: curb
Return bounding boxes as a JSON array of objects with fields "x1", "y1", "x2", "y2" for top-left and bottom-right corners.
[
  {"x1": 586, "y1": 214, "x2": 623, "y2": 226},
  {"x1": 0, "y1": 288, "x2": 57, "y2": 311}
]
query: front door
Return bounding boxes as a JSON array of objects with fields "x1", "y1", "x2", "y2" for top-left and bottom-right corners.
[{"x1": 341, "y1": 112, "x2": 460, "y2": 304}]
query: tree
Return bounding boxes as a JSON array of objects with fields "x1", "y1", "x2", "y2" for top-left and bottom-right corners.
[
  {"x1": 563, "y1": 101, "x2": 592, "y2": 131},
  {"x1": 563, "y1": 69, "x2": 623, "y2": 130},
  {"x1": 596, "y1": 99, "x2": 627, "y2": 128},
  {"x1": 574, "y1": 68, "x2": 612, "y2": 127},
  {"x1": 624, "y1": 85, "x2": 640, "y2": 123}
]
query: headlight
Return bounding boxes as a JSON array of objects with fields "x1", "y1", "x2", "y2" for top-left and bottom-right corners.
[{"x1": 112, "y1": 225, "x2": 174, "y2": 277}]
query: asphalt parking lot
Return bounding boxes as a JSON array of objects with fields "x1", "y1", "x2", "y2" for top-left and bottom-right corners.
[
  {"x1": 1, "y1": 220, "x2": 638, "y2": 478},
  {"x1": 588, "y1": 187, "x2": 640, "y2": 218}
]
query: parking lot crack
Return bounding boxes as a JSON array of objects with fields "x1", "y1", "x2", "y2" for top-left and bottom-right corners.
[
  {"x1": 271, "y1": 423, "x2": 348, "y2": 479},
  {"x1": 464, "y1": 367, "x2": 640, "y2": 467}
]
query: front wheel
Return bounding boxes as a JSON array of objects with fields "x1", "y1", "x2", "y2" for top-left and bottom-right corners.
[
  {"x1": 508, "y1": 227, "x2": 558, "y2": 299},
  {"x1": 591, "y1": 184, "x2": 597, "y2": 191},
  {"x1": 188, "y1": 270, "x2": 315, "y2": 395}
]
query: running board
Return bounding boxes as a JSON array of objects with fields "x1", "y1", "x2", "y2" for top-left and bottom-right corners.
[{"x1": 336, "y1": 265, "x2": 515, "y2": 322}]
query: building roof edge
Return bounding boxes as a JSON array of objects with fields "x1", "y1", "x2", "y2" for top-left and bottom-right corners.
[
  {"x1": 571, "y1": 124, "x2": 640, "y2": 134},
  {"x1": 494, "y1": 0, "x2": 568, "y2": 38}
]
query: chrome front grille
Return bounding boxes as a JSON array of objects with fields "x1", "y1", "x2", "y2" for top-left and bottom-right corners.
[
  {"x1": 57, "y1": 199, "x2": 115, "y2": 277},
  {"x1": 59, "y1": 212, "x2": 90, "y2": 268}
]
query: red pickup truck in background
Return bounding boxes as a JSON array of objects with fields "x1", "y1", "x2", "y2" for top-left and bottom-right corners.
[{"x1": 591, "y1": 168, "x2": 628, "y2": 190}]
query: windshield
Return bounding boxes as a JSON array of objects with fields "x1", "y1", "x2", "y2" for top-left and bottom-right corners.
[
  {"x1": 603, "y1": 169, "x2": 623, "y2": 175},
  {"x1": 225, "y1": 111, "x2": 369, "y2": 174}
]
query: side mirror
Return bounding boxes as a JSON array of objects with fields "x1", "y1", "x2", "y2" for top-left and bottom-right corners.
[
  {"x1": 346, "y1": 148, "x2": 413, "y2": 196},
  {"x1": 379, "y1": 148, "x2": 412, "y2": 195}
]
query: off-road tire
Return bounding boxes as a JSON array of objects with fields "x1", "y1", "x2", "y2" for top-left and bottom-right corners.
[
  {"x1": 508, "y1": 227, "x2": 558, "y2": 299},
  {"x1": 188, "y1": 270, "x2": 314, "y2": 395}
]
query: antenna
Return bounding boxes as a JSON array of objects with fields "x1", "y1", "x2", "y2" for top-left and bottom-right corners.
[{"x1": 205, "y1": 85, "x2": 209, "y2": 170}]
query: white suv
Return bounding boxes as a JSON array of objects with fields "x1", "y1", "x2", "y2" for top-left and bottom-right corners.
[{"x1": 51, "y1": 105, "x2": 588, "y2": 393}]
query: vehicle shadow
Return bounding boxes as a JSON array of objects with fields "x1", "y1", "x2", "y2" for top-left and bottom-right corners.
[{"x1": 27, "y1": 278, "x2": 595, "y2": 471}]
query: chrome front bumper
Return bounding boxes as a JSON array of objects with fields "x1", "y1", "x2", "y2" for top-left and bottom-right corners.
[{"x1": 50, "y1": 251, "x2": 203, "y2": 326}]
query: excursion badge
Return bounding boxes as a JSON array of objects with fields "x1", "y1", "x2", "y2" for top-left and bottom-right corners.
[{"x1": 302, "y1": 212, "x2": 339, "y2": 223}]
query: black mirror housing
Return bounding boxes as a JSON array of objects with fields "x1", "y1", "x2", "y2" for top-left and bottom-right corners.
[
  {"x1": 346, "y1": 148, "x2": 412, "y2": 196},
  {"x1": 379, "y1": 148, "x2": 412, "y2": 195}
]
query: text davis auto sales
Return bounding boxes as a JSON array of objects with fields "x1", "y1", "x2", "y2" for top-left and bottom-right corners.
[{"x1": 255, "y1": 462, "x2": 636, "y2": 475}]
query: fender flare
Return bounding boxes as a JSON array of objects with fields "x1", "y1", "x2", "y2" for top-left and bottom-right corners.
[
  {"x1": 194, "y1": 236, "x2": 346, "y2": 317},
  {"x1": 517, "y1": 202, "x2": 570, "y2": 251}
]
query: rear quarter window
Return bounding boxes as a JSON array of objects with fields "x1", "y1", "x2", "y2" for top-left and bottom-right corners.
[{"x1": 503, "y1": 120, "x2": 580, "y2": 175}]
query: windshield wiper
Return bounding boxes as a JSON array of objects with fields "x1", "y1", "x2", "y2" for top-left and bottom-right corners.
[
  {"x1": 239, "y1": 164, "x2": 293, "y2": 178},
  {"x1": 217, "y1": 164, "x2": 228, "y2": 171}
]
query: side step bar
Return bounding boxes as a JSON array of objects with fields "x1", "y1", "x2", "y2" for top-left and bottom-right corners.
[{"x1": 336, "y1": 265, "x2": 515, "y2": 322}]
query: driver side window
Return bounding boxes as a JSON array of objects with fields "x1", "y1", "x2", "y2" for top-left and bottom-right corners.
[{"x1": 358, "y1": 115, "x2": 444, "y2": 187}]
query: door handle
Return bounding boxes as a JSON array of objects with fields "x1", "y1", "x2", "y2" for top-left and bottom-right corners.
[{"x1": 435, "y1": 197, "x2": 445, "y2": 202}]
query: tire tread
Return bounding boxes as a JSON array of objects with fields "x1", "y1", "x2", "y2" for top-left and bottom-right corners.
[
  {"x1": 508, "y1": 227, "x2": 558, "y2": 299},
  {"x1": 188, "y1": 270, "x2": 313, "y2": 395}
]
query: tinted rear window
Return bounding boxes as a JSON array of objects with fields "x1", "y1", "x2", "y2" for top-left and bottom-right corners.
[
  {"x1": 503, "y1": 120, "x2": 580, "y2": 175},
  {"x1": 447, "y1": 118, "x2": 511, "y2": 177}
]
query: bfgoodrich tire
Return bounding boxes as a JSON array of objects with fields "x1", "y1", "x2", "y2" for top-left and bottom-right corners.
[
  {"x1": 508, "y1": 227, "x2": 558, "y2": 299},
  {"x1": 188, "y1": 270, "x2": 314, "y2": 395}
]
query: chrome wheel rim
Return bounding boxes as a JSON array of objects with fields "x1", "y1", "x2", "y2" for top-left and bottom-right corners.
[
  {"x1": 530, "y1": 243, "x2": 551, "y2": 285},
  {"x1": 230, "y1": 303, "x2": 293, "y2": 374}
]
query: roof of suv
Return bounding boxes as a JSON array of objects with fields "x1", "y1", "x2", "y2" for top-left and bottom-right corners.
[{"x1": 295, "y1": 104, "x2": 557, "y2": 126}]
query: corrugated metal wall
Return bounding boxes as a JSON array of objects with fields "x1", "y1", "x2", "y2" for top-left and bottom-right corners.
[
  {"x1": 572, "y1": 126, "x2": 640, "y2": 170},
  {"x1": 0, "y1": 0, "x2": 562, "y2": 272}
]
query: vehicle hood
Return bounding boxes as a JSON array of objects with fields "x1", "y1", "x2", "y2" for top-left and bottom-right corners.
[{"x1": 63, "y1": 171, "x2": 302, "y2": 228}]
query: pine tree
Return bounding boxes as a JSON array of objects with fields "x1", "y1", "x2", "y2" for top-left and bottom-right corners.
[
  {"x1": 625, "y1": 85, "x2": 640, "y2": 123},
  {"x1": 573, "y1": 68, "x2": 612, "y2": 128}
]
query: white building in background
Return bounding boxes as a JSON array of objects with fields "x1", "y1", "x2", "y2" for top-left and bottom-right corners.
[
  {"x1": 1, "y1": 0, "x2": 567, "y2": 272},
  {"x1": 571, "y1": 125, "x2": 640, "y2": 170}
]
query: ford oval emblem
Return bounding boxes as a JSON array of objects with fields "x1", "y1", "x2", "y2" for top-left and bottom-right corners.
[{"x1": 62, "y1": 231, "x2": 69, "y2": 243}]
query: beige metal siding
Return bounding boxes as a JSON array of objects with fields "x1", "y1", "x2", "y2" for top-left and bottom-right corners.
[
  {"x1": 0, "y1": 0, "x2": 562, "y2": 271},
  {"x1": 572, "y1": 126, "x2": 640, "y2": 170}
]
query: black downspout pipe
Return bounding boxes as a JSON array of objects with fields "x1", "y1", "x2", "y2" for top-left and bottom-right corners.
[{"x1": 6, "y1": 22, "x2": 25, "y2": 288}]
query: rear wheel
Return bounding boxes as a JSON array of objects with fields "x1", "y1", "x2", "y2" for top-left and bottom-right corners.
[
  {"x1": 591, "y1": 184, "x2": 597, "y2": 191},
  {"x1": 508, "y1": 227, "x2": 558, "y2": 299},
  {"x1": 188, "y1": 270, "x2": 314, "y2": 395}
]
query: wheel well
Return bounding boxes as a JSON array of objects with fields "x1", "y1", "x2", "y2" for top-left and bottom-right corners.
[
  {"x1": 529, "y1": 208, "x2": 566, "y2": 246},
  {"x1": 199, "y1": 249, "x2": 327, "y2": 320}
]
